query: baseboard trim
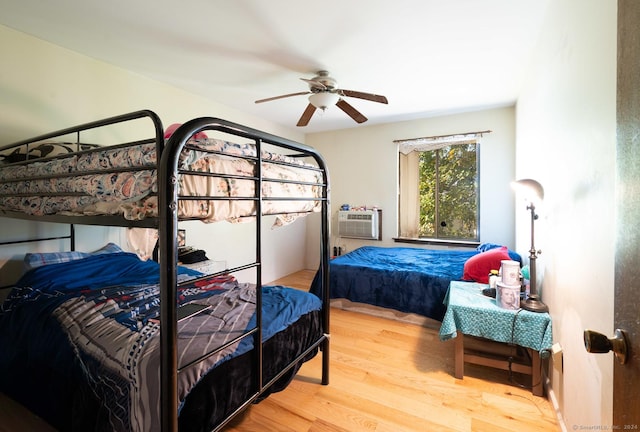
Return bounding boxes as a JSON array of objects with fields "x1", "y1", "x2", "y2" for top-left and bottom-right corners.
[{"x1": 545, "y1": 376, "x2": 568, "y2": 432}]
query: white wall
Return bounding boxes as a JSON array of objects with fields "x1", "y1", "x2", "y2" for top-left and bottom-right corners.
[
  {"x1": 515, "y1": 0, "x2": 617, "y2": 428},
  {"x1": 0, "y1": 24, "x2": 309, "y2": 286},
  {"x1": 304, "y1": 106, "x2": 517, "y2": 267}
]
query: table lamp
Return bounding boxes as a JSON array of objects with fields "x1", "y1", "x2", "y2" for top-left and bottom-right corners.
[{"x1": 512, "y1": 178, "x2": 549, "y2": 313}]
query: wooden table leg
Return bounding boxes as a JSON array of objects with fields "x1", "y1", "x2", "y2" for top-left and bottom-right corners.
[
  {"x1": 531, "y1": 349, "x2": 543, "y2": 396},
  {"x1": 455, "y1": 334, "x2": 464, "y2": 379}
]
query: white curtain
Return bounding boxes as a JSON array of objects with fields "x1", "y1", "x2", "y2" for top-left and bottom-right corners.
[
  {"x1": 397, "y1": 135, "x2": 478, "y2": 154},
  {"x1": 398, "y1": 151, "x2": 420, "y2": 238}
]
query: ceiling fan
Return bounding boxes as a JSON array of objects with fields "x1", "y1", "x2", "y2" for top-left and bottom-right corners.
[{"x1": 255, "y1": 70, "x2": 388, "y2": 127}]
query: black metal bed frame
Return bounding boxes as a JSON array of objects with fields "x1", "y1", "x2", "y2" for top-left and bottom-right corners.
[{"x1": 0, "y1": 110, "x2": 331, "y2": 432}]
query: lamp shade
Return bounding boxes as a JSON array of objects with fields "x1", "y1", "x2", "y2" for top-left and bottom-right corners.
[
  {"x1": 512, "y1": 178, "x2": 544, "y2": 202},
  {"x1": 309, "y1": 92, "x2": 339, "y2": 110}
]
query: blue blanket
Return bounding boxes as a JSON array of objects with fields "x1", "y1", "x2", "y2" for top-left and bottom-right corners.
[
  {"x1": 311, "y1": 246, "x2": 478, "y2": 321},
  {"x1": 0, "y1": 253, "x2": 321, "y2": 431}
]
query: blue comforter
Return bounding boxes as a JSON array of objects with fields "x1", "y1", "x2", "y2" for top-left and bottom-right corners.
[
  {"x1": 0, "y1": 252, "x2": 321, "y2": 432},
  {"x1": 311, "y1": 246, "x2": 478, "y2": 321}
]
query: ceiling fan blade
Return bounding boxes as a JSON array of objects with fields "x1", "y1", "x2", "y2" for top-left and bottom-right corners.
[
  {"x1": 297, "y1": 104, "x2": 317, "y2": 127},
  {"x1": 340, "y1": 89, "x2": 388, "y2": 104},
  {"x1": 336, "y1": 99, "x2": 368, "y2": 124},
  {"x1": 255, "y1": 91, "x2": 310, "y2": 104}
]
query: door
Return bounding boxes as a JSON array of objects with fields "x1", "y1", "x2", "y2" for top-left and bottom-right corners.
[{"x1": 614, "y1": 0, "x2": 640, "y2": 425}]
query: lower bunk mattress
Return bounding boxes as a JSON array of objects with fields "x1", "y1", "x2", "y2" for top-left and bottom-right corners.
[
  {"x1": 0, "y1": 251, "x2": 322, "y2": 432},
  {"x1": 311, "y1": 246, "x2": 478, "y2": 322}
]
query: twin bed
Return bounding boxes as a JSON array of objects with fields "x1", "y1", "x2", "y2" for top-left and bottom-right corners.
[
  {"x1": 312, "y1": 246, "x2": 476, "y2": 322},
  {"x1": 0, "y1": 111, "x2": 330, "y2": 432},
  {"x1": 311, "y1": 244, "x2": 522, "y2": 323}
]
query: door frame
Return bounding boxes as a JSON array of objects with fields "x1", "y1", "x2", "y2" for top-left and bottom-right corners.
[{"x1": 614, "y1": 0, "x2": 640, "y2": 426}]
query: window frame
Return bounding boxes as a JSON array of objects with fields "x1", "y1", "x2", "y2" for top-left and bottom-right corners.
[{"x1": 395, "y1": 132, "x2": 484, "y2": 244}]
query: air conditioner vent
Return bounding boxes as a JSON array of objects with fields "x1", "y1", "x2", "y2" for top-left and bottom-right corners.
[{"x1": 338, "y1": 210, "x2": 381, "y2": 240}]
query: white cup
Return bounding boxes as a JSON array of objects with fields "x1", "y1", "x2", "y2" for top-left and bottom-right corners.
[{"x1": 500, "y1": 260, "x2": 520, "y2": 286}]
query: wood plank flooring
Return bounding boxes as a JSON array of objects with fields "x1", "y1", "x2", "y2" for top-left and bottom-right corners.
[
  {"x1": 0, "y1": 270, "x2": 560, "y2": 432},
  {"x1": 225, "y1": 270, "x2": 560, "y2": 432}
]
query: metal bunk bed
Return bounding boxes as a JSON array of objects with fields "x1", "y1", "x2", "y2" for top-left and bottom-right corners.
[{"x1": 0, "y1": 110, "x2": 331, "y2": 432}]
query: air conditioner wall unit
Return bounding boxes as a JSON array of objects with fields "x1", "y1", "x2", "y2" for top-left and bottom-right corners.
[{"x1": 337, "y1": 210, "x2": 381, "y2": 240}]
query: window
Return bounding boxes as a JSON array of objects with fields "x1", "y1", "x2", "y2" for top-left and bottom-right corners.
[{"x1": 397, "y1": 133, "x2": 482, "y2": 242}]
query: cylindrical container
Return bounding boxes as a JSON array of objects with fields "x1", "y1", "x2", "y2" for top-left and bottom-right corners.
[
  {"x1": 497, "y1": 281, "x2": 521, "y2": 310},
  {"x1": 500, "y1": 260, "x2": 520, "y2": 286}
]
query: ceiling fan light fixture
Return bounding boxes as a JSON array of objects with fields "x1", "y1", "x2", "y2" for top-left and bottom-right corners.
[
  {"x1": 257, "y1": 71, "x2": 387, "y2": 125},
  {"x1": 309, "y1": 92, "x2": 339, "y2": 110}
]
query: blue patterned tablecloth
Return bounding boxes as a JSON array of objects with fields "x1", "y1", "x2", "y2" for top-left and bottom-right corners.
[{"x1": 439, "y1": 281, "x2": 553, "y2": 354}]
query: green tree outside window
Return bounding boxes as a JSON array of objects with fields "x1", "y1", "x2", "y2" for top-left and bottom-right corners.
[{"x1": 417, "y1": 143, "x2": 478, "y2": 240}]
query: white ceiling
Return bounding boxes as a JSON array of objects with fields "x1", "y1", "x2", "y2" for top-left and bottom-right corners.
[{"x1": 0, "y1": 0, "x2": 550, "y2": 133}]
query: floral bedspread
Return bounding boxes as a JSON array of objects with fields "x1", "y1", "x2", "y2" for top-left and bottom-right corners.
[{"x1": 0, "y1": 138, "x2": 322, "y2": 223}]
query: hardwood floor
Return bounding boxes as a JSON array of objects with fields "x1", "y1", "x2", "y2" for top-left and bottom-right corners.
[
  {"x1": 0, "y1": 270, "x2": 560, "y2": 432},
  {"x1": 225, "y1": 270, "x2": 560, "y2": 432}
]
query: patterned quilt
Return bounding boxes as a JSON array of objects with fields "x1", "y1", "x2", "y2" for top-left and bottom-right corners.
[
  {"x1": 0, "y1": 138, "x2": 322, "y2": 224},
  {"x1": 0, "y1": 252, "x2": 321, "y2": 431}
]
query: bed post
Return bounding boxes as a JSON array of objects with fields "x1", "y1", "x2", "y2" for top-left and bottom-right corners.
[
  {"x1": 254, "y1": 137, "x2": 264, "y2": 397},
  {"x1": 158, "y1": 124, "x2": 183, "y2": 432},
  {"x1": 321, "y1": 177, "x2": 331, "y2": 385}
]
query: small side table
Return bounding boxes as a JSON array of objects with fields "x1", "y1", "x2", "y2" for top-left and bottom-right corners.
[{"x1": 439, "y1": 281, "x2": 553, "y2": 396}]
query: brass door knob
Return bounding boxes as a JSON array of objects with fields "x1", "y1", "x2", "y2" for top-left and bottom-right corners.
[{"x1": 583, "y1": 329, "x2": 628, "y2": 364}]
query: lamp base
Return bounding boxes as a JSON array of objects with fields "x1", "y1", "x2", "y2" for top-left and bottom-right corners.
[{"x1": 521, "y1": 294, "x2": 549, "y2": 313}]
